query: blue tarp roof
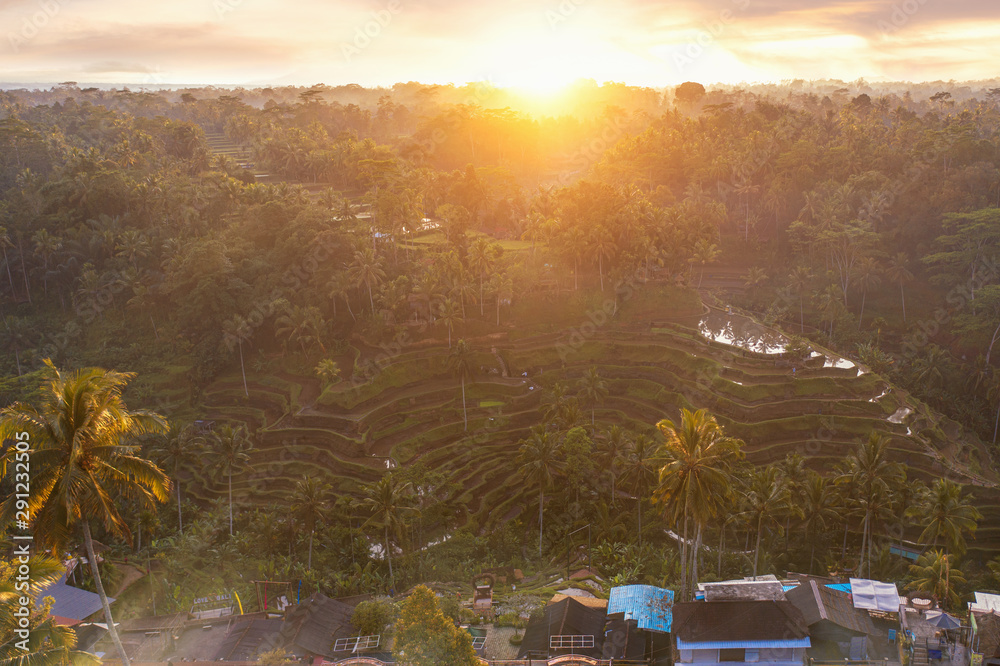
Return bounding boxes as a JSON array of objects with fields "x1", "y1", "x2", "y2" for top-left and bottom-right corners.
[
  {"x1": 35, "y1": 573, "x2": 113, "y2": 622},
  {"x1": 608, "y1": 585, "x2": 674, "y2": 633},
  {"x1": 677, "y1": 637, "x2": 812, "y2": 650},
  {"x1": 826, "y1": 583, "x2": 852, "y2": 592}
]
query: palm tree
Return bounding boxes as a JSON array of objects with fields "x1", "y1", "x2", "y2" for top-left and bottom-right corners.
[
  {"x1": 0, "y1": 225, "x2": 16, "y2": 298},
  {"x1": 692, "y1": 239, "x2": 720, "y2": 288},
  {"x1": 291, "y1": 476, "x2": 332, "y2": 571},
  {"x1": 854, "y1": 256, "x2": 881, "y2": 329},
  {"x1": 206, "y1": 424, "x2": 254, "y2": 537},
  {"x1": 621, "y1": 433, "x2": 657, "y2": 550},
  {"x1": 788, "y1": 266, "x2": 813, "y2": 333},
  {"x1": 348, "y1": 248, "x2": 386, "y2": 313},
  {"x1": 916, "y1": 478, "x2": 982, "y2": 556},
  {"x1": 275, "y1": 305, "x2": 325, "y2": 357},
  {"x1": 800, "y1": 474, "x2": 840, "y2": 573},
  {"x1": 0, "y1": 361, "x2": 169, "y2": 666},
  {"x1": 906, "y1": 550, "x2": 966, "y2": 610},
  {"x1": 469, "y1": 237, "x2": 499, "y2": 317},
  {"x1": 0, "y1": 556, "x2": 100, "y2": 666},
  {"x1": 437, "y1": 297, "x2": 461, "y2": 348},
  {"x1": 886, "y1": 252, "x2": 914, "y2": 323},
  {"x1": 449, "y1": 339, "x2": 475, "y2": 431},
  {"x1": 150, "y1": 423, "x2": 201, "y2": 534},
  {"x1": 222, "y1": 314, "x2": 252, "y2": 397},
  {"x1": 354, "y1": 474, "x2": 416, "y2": 584},
  {"x1": 516, "y1": 426, "x2": 564, "y2": 557},
  {"x1": 739, "y1": 466, "x2": 794, "y2": 579},
  {"x1": 654, "y1": 408, "x2": 743, "y2": 599},
  {"x1": 836, "y1": 432, "x2": 904, "y2": 577},
  {"x1": 577, "y1": 366, "x2": 608, "y2": 429},
  {"x1": 596, "y1": 425, "x2": 628, "y2": 507}
]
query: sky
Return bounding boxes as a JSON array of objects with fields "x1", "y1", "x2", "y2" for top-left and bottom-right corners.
[{"x1": 1, "y1": 0, "x2": 998, "y2": 90}]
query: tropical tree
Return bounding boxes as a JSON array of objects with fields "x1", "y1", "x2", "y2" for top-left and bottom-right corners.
[
  {"x1": 393, "y1": 585, "x2": 478, "y2": 665},
  {"x1": 0, "y1": 361, "x2": 170, "y2": 666},
  {"x1": 437, "y1": 297, "x2": 461, "y2": 347},
  {"x1": 355, "y1": 473, "x2": 416, "y2": 585},
  {"x1": 788, "y1": 265, "x2": 813, "y2": 332},
  {"x1": 516, "y1": 426, "x2": 564, "y2": 557},
  {"x1": 915, "y1": 478, "x2": 982, "y2": 556},
  {"x1": 349, "y1": 247, "x2": 386, "y2": 313},
  {"x1": 449, "y1": 339, "x2": 475, "y2": 431},
  {"x1": 739, "y1": 466, "x2": 794, "y2": 579},
  {"x1": 654, "y1": 408, "x2": 743, "y2": 600},
  {"x1": 596, "y1": 425, "x2": 628, "y2": 507},
  {"x1": 577, "y1": 366, "x2": 608, "y2": 429},
  {"x1": 222, "y1": 314, "x2": 252, "y2": 397},
  {"x1": 620, "y1": 433, "x2": 657, "y2": 550},
  {"x1": 906, "y1": 550, "x2": 966, "y2": 610},
  {"x1": 854, "y1": 256, "x2": 882, "y2": 329},
  {"x1": 800, "y1": 474, "x2": 840, "y2": 573},
  {"x1": 315, "y1": 359, "x2": 341, "y2": 389},
  {"x1": 149, "y1": 423, "x2": 201, "y2": 534},
  {"x1": 836, "y1": 432, "x2": 904, "y2": 577},
  {"x1": 886, "y1": 252, "x2": 914, "y2": 322},
  {"x1": 206, "y1": 423, "x2": 254, "y2": 537},
  {"x1": 291, "y1": 475, "x2": 332, "y2": 571},
  {"x1": 0, "y1": 556, "x2": 100, "y2": 666}
]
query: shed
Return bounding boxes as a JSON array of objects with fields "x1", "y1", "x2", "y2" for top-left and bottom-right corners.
[{"x1": 517, "y1": 596, "x2": 607, "y2": 660}]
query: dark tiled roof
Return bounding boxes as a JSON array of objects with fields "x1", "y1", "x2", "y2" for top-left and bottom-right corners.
[
  {"x1": 278, "y1": 592, "x2": 357, "y2": 657},
  {"x1": 672, "y1": 600, "x2": 809, "y2": 643},
  {"x1": 787, "y1": 580, "x2": 877, "y2": 635},
  {"x1": 517, "y1": 597, "x2": 607, "y2": 659},
  {"x1": 215, "y1": 617, "x2": 284, "y2": 661},
  {"x1": 977, "y1": 612, "x2": 1000, "y2": 660}
]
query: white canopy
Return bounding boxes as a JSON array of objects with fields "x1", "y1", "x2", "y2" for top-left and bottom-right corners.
[{"x1": 850, "y1": 578, "x2": 901, "y2": 612}]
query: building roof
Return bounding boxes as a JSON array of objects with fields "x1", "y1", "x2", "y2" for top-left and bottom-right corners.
[
  {"x1": 849, "y1": 578, "x2": 901, "y2": 612},
  {"x1": 699, "y1": 576, "x2": 787, "y2": 602},
  {"x1": 672, "y1": 600, "x2": 810, "y2": 643},
  {"x1": 278, "y1": 592, "x2": 357, "y2": 657},
  {"x1": 786, "y1": 580, "x2": 878, "y2": 636},
  {"x1": 517, "y1": 597, "x2": 607, "y2": 659},
  {"x1": 973, "y1": 593, "x2": 1000, "y2": 614},
  {"x1": 215, "y1": 617, "x2": 284, "y2": 661},
  {"x1": 550, "y1": 593, "x2": 608, "y2": 610},
  {"x1": 607, "y1": 585, "x2": 674, "y2": 633},
  {"x1": 35, "y1": 573, "x2": 113, "y2": 622}
]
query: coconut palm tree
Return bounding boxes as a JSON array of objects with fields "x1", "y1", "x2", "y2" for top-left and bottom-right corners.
[
  {"x1": 348, "y1": 248, "x2": 386, "y2": 313},
  {"x1": 149, "y1": 423, "x2": 202, "y2": 534},
  {"x1": 0, "y1": 361, "x2": 169, "y2": 666},
  {"x1": 516, "y1": 426, "x2": 564, "y2": 558},
  {"x1": 916, "y1": 478, "x2": 982, "y2": 556},
  {"x1": 206, "y1": 423, "x2": 254, "y2": 537},
  {"x1": 621, "y1": 433, "x2": 657, "y2": 550},
  {"x1": 354, "y1": 474, "x2": 416, "y2": 584},
  {"x1": 437, "y1": 297, "x2": 461, "y2": 348},
  {"x1": 596, "y1": 425, "x2": 629, "y2": 507},
  {"x1": 222, "y1": 314, "x2": 253, "y2": 397},
  {"x1": 836, "y1": 432, "x2": 904, "y2": 577},
  {"x1": 739, "y1": 466, "x2": 794, "y2": 580},
  {"x1": 654, "y1": 408, "x2": 743, "y2": 599},
  {"x1": 291, "y1": 475, "x2": 332, "y2": 571},
  {"x1": 788, "y1": 266, "x2": 813, "y2": 333},
  {"x1": 449, "y1": 339, "x2": 475, "y2": 431},
  {"x1": 800, "y1": 474, "x2": 840, "y2": 573},
  {"x1": 906, "y1": 550, "x2": 966, "y2": 610},
  {"x1": 0, "y1": 556, "x2": 100, "y2": 666},
  {"x1": 886, "y1": 252, "x2": 914, "y2": 322},
  {"x1": 576, "y1": 366, "x2": 608, "y2": 429},
  {"x1": 854, "y1": 256, "x2": 882, "y2": 329}
]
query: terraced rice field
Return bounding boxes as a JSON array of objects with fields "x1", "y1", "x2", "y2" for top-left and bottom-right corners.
[{"x1": 183, "y1": 309, "x2": 1000, "y2": 554}]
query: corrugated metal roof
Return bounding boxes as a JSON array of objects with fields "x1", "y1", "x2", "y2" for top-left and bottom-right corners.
[
  {"x1": 677, "y1": 637, "x2": 812, "y2": 650},
  {"x1": 35, "y1": 574, "x2": 114, "y2": 622},
  {"x1": 607, "y1": 585, "x2": 674, "y2": 633}
]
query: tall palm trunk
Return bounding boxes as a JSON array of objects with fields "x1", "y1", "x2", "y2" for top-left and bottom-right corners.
[
  {"x1": 384, "y1": 524, "x2": 393, "y2": 583},
  {"x1": 538, "y1": 487, "x2": 545, "y2": 557},
  {"x1": 83, "y1": 521, "x2": 130, "y2": 666},
  {"x1": 461, "y1": 376, "x2": 468, "y2": 431},
  {"x1": 308, "y1": 531, "x2": 314, "y2": 571},
  {"x1": 228, "y1": 471, "x2": 234, "y2": 537},
  {"x1": 680, "y1": 497, "x2": 689, "y2": 600},
  {"x1": 2, "y1": 246, "x2": 14, "y2": 295},
  {"x1": 900, "y1": 283, "x2": 906, "y2": 322},
  {"x1": 238, "y1": 339, "x2": 248, "y2": 397},
  {"x1": 176, "y1": 477, "x2": 183, "y2": 533}
]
